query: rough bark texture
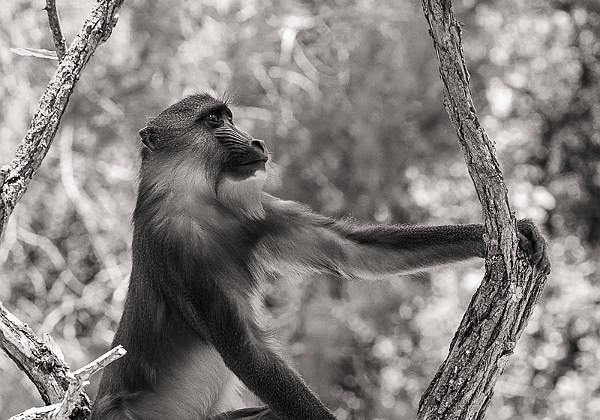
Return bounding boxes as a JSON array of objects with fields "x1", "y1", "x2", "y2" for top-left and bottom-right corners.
[
  {"x1": 0, "y1": 0, "x2": 125, "y2": 418},
  {"x1": 44, "y1": 0, "x2": 67, "y2": 61},
  {"x1": 0, "y1": 301, "x2": 70, "y2": 405},
  {"x1": 0, "y1": 0, "x2": 124, "y2": 240},
  {"x1": 417, "y1": 1, "x2": 548, "y2": 419},
  {"x1": 5, "y1": 346, "x2": 126, "y2": 420}
]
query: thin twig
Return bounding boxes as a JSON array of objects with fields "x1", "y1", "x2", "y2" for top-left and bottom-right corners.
[
  {"x1": 54, "y1": 346, "x2": 127, "y2": 418},
  {"x1": 44, "y1": 0, "x2": 67, "y2": 61},
  {"x1": 7, "y1": 346, "x2": 127, "y2": 420}
]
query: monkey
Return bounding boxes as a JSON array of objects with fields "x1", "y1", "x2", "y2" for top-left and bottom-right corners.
[{"x1": 91, "y1": 93, "x2": 550, "y2": 420}]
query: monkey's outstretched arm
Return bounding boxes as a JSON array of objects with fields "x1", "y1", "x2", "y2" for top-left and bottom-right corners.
[
  {"x1": 260, "y1": 196, "x2": 550, "y2": 278},
  {"x1": 330, "y1": 213, "x2": 550, "y2": 275}
]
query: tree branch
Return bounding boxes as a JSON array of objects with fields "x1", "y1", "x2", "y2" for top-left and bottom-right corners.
[
  {"x1": 0, "y1": 301, "x2": 70, "y2": 405},
  {"x1": 0, "y1": 0, "x2": 125, "y2": 417},
  {"x1": 0, "y1": 0, "x2": 124, "y2": 239},
  {"x1": 44, "y1": 0, "x2": 67, "y2": 61},
  {"x1": 7, "y1": 346, "x2": 126, "y2": 420},
  {"x1": 416, "y1": 0, "x2": 549, "y2": 418}
]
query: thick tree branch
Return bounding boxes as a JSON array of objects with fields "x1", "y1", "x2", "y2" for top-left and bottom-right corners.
[
  {"x1": 0, "y1": 301, "x2": 70, "y2": 405},
  {"x1": 417, "y1": 0, "x2": 549, "y2": 419}
]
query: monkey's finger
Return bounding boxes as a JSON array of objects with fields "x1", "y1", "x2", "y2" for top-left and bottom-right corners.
[
  {"x1": 536, "y1": 253, "x2": 551, "y2": 276},
  {"x1": 518, "y1": 232, "x2": 534, "y2": 255}
]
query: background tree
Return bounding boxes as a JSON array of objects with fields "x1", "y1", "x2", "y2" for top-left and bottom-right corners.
[
  {"x1": 0, "y1": 0, "x2": 597, "y2": 419},
  {"x1": 0, "y1": 0, "x2": 125, "y2": 418}
]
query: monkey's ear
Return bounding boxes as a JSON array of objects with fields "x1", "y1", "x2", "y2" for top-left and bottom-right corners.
[{"x1": 139, "y1": 126, "x2": 158, "y2": 151}]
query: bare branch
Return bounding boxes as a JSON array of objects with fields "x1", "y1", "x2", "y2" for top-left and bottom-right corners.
[
  {"x1": 0, "y1": 0, "x2": 124, "y2": 240},
  {"x1": 54, "y1": 346, "x2": 127, "y2": 418},
  {"x1": 0, "y1": 301, "x2": 71, "y2": 405},
  {"x1": 7, "y1": 404, "x2": 59, "y2": 420},
  {"x1": 44, "y1": 0, "x2": 67, "y2": 61},
  {"x1": 0, "y1": 0, "x2": 125, "y2": 413},
  {"x1": 7, "y1": 347, "x2": 127, "y2": 420},
  {"x1": 59, "y1": 125, "x2": 125, "y2": 286}
]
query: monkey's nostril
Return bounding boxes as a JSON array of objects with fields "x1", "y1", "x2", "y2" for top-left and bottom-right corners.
[{"x1": 251, "y1": 139, "x2": 267, "y2": 153}]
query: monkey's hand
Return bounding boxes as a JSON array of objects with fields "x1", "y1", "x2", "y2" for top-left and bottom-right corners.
[{"x1": 517, "y1": 219, "x2": 551, "y2": 275}]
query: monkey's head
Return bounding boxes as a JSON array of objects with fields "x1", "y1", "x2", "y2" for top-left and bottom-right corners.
[{"x1": 138, "y1": 94, "x2": 269, "y2": 220}]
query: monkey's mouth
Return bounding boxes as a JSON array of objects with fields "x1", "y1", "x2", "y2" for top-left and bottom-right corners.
[
  {"x1": 240, "y1": 158, "x2": 267, "y2": 172},
  {"x1": 227, "y1": 158, "x2": 267, "y2": 179}
]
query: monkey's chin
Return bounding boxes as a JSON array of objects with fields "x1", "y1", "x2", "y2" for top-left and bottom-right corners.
[
  {"x1": 248, "y1": 167, "x2": 268, "y2": 183},
  {"x1": 218, "y1": 169, "x2": 268, "y2": 220}
]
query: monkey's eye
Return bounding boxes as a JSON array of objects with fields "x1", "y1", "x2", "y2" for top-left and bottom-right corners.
[
  {"x1": 207, "y1": 113, "x2": 222, "y2": 126},
  {"x1": 226, "y1": 110, "x2": 234, "y2": 124}
]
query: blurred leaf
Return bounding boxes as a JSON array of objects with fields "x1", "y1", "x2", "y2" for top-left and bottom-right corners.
[{"x1": 10, "y1": 48, "x2": 58, "y2": 60}]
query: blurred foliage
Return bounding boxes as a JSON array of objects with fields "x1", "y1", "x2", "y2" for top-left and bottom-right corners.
[{"x1": 0, "y1": 0, "x2": 599, "y2": 419}]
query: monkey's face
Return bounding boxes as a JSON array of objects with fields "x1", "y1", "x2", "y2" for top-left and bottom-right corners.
[
  {"x1": 138, "y1": 94, "x2": 269, "y2": 219},
  {"x1": 140, "y1": 94, "x2": 268, "y2": 176},
  {"x1": 210, "y1": 108, "x2": 268, "y2": 181}
]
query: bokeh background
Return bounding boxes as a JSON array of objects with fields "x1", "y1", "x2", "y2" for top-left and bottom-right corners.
[{"x1": 1, "y1": 0, "x2": 599, "y2": 418}]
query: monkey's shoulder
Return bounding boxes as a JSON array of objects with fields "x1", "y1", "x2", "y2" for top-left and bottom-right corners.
[{"x1": 260, "y1": 193, "x2": 330, "y2": 226}]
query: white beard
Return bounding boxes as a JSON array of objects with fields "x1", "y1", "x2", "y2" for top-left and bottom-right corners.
[{"x1": 217, "y1": 170, "x2": 268, "y2": 220}]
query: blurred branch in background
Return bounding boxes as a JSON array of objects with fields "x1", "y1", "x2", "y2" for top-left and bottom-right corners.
[
  {"x1": 59, "y1": 125, "x2": 123, "y2": 288},
  {"x1": 0, "y1": 0, "x2": 125, "y2": 418}
]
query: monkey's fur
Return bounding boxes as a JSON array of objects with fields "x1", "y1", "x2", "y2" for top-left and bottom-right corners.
[{"x1": 92, "y1": 94, "x2": 550, "y2": 420}]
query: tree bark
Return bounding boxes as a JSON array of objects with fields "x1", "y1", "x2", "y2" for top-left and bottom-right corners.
[
  {"x1": 0, "y1": 1, "x2": 125, "y2": 418},
  {"x1": 417, "y1": 1, "x2": 548, "y2": 419},
  {"x1": 0, "y1": 0, "x2": 124, "y2": 239},
  {"x1": 0, "y1": 301, "x2": 70, "y2": 406}
]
